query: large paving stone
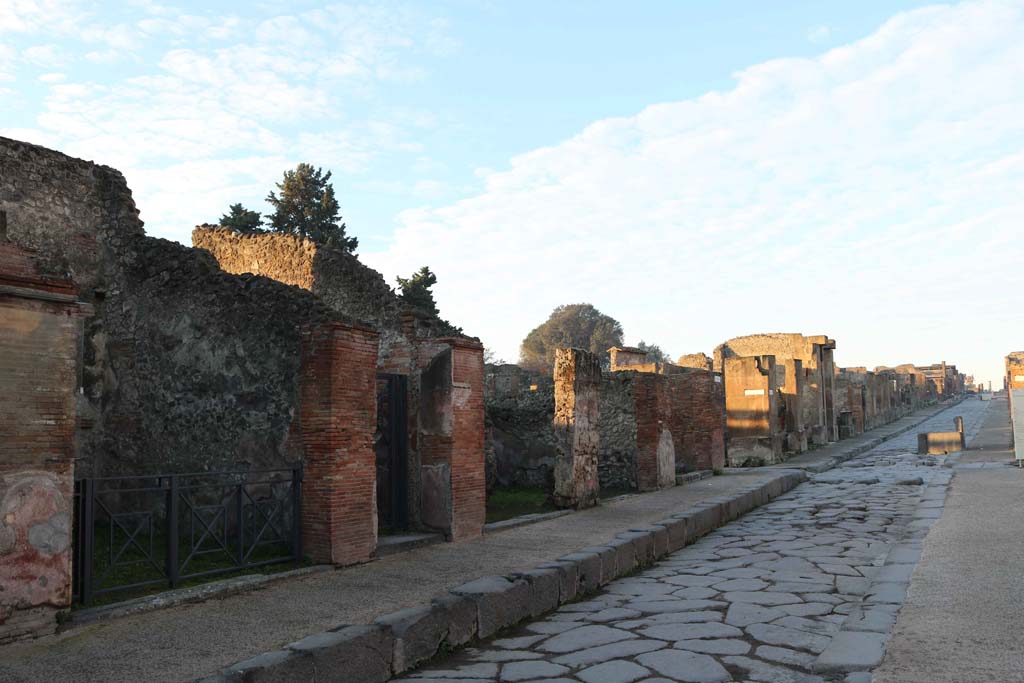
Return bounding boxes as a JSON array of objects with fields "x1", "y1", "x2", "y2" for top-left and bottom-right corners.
[
  {"x1": 724, "y1": 655, "x2": 826, "y2": 682},
  {"x1": 637, "y1": 649, "x2": 732, "y2": 683},
  {"x1": 745, "y1": 623, "x2": 832, "y2": 653},
  {"x1": 725, "y1": 603, "x2": 787, "y2": 627},
  {"x1": 722, "y1": 591, "x2": 803, "y2": 605},
  {"x1": 538, "y1": 624, "x2": 636, "y2": 653},
  {"x1": 499, "y1": 660, "x2": 568, "y2": 681},
  {"x1": 639, "y1": 621, "x2": 743, "y2": 641},
  {"x1": 813, "y1": 630, "x2": 888, "y2": 672},
  {"x1": 576, "y1": 659, "x2": 651, "y2": 683},
  {"x1": 674, "y1": 638, "x2": 751, "y2": 655},
  {"x1": 551, "y1": 638, "x2": 667, "y2": 667}
]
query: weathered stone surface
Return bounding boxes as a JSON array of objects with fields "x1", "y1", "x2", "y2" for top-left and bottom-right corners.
[
  {"x1": 287, "y1": 625, "x2": 392, "y2": 683},
  {"x1": 576, "y1": 659, "x2": 651, "y2": 683},
  {"x1": 637, "y1": 649, "x2": 731, "y2": 682},
  {"x1": 538, "y1": 625, "x2": 636, "y2": 653},
  {"x1": 374, "y1": 606, "x2": 446, "y2": 673},
  {"x1": 500, "y1": 660, "x2": 568, "y2": 681},
  {"x1": 432, "y1": 594, "x2": 478, "y2": 647},
  {"x1": 451, "y1": 576, "x2": 532, "y2": 638},
  {"x1": 223, "y1": 650, "x2": 314, "y2": 683},
  {"x1": 813, "y1": 631, "x2": 888, "y2": 672}
]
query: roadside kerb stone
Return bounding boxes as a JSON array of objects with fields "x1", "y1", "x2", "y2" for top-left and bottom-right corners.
[
  {"x1": 512, "y1": 567, "x2": 561, "y2": 617},
  {"x1": 451, "y1": 576, "x2": 532, "y2": 638},
  {"x1": 285, "y1": 624, "x2": 393, "y2": 683},
  {"x1": 559, "y1": 551, "x2": 604, "y2": 593},
  {"x1": 536, "y1": 561, "x2": 579, "y2": 604},
  {"x1": 578, "y1": 544, "x2": 620, "y2": 585},
  {"x1": 374, "y1": 605, "x2": 448, "y2": 672},
  {"x1": 222, "y1": 650, "x2": 314, "y2": 683},
  {"x1": 655, "y1": 517, "x2": 688, "y2": 553},
  {"x1": 431, "y1": 594, "x2": 477, "y2": 647},
  {"x1": 617, "y1": 530, "x2": 655, "y2": 566}
]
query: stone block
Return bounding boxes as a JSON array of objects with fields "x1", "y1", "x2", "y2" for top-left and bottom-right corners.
[
  {"x1": 537, "y1": 561, "x2": 579, "y2": 604},
  {"x1": 656, "y1": 518, "x2": 688, "y2": 553},
  {"x1": 514, "y1": 567, "x2": 561, "y2": 617},
  {"x1": 618, "y1": 530, "x2": 654, "y2": 566},
  {"x1": 374, "y1": 605, "x2": 447, "y2": 673},
  {"x1": 559, "y1": 552, "x2": 603, "y2": 594},
  {"x1": 592, "y1": 540, "x2": 631, "y2": 580},
  {"x1": 451, "y1": 575, "x2": 532, "y2": 638},
  {"x1": 224, "y1": 650, "x2": 315, "y2": 683},
  {"x1": 431, "y1": 594, "x2": 477, "y2": 647},
  {"x1": 579, "y1": 545, "x2": 618, "y2": 584},
  {"x1": 287, "y1": 625, "x2": 392, "y2": 683}
]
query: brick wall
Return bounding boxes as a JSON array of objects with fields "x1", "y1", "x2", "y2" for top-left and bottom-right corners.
[
  {"x1": 448, "y1": 341, "x2": 486, "y2": 541},
  {"x1": 298, "y1": 322, "x2": 380, "y2": 566},
  {"x1": 0, "y1": 242, "x2": 87, "y2": 643},
  {"x1": 723, "y1": 355, "x2": 783, "y2": 466}
]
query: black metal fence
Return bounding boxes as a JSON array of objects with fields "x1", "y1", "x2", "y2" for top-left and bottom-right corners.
[{"x1": 73, "y1": 465, "x2": 302, "y2": 606}]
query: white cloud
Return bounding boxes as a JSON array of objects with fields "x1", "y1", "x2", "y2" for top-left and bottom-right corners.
[
  {"x1": 363, "y1": 0, "x2": 1024, "y2": 387},
  {"x1": 807, "y1": 25, "x2": 831, "y2": 43}
]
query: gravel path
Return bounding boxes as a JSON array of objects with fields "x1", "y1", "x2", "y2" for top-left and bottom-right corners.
[{"x1": 397, "y1": 400, "x2": 990, "y2": 683}]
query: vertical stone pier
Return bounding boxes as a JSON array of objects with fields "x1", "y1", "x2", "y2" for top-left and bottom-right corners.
[{"x1": 552, "y1": 348, "x2": 601, "y2": 509}]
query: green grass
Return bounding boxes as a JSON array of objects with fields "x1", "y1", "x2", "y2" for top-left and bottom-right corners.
[
  {"x1": 486, "y1": 486, "x2": 557, "y2": 524},
  {"x1": 77, "y1": 523, "x2": 307, "y2": 608}
]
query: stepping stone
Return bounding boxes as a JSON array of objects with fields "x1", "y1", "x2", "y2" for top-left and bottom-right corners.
[
  {"x1": 539, "y1": 625, "x2": 636, "y2": 653},
  {"x1": 576, "y1": 660, "x2": 650, "y2": 683},
  {"x1": 637, "y1": 650, "x2": 731, "y2": 683},
  {"x1": 725, "y1": 603, "x2": 786, "y2": 627},
  {"x1": 638, "y1": 622, "x2": 743, "y2": 641},
  {"x1": 500, "y1": 660, "x2": 568, "y2": 681},
  {"x1": 551, "y1": 639, "x2": 667, "y2": 667},
  {"x1": 722, "y1": 591, "x2": 803, "y2": 605},
  {"x1": 746, "y1": 623, "x2": 832, "y2": 653},
  {"x1": 675, "y1": 638, "x2": 751, "y2": 655}
]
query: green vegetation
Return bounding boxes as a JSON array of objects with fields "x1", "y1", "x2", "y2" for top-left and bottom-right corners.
[
  {"x1": 519, "y1": 303, "x2": 624, "y2": 373},
  {"x1": 485, "y1": 486, "x2": 557, "y2": 524},
  {"x1": 265, "y1": 163, "x2": 358, "y2": 251}
]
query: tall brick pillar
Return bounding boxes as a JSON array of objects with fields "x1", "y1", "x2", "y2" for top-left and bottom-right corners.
[
  {"x1": 552, "y1": 348, "x2": 601, "y2": 509},
  {"x1": 0, "y1": 243, "x2": 88, "y2": 643},
  {"x1": 418, "y1": 338, "x2": 486, "y2": 542},
  {"x1": 298, "y1": 321, "x2": 380, "y2": 566}
]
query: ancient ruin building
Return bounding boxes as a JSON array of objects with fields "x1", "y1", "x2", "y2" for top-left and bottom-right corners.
[
  {"x1": 552, "y1": 348, "x2": 601, "y2": 508},
  {"x1": 716, "y1": 333, "x2": 838, "y2": 445},
  {"x1": 722, "y1": 355, "x2": 784, "y2": 466},
  {"x1": 0, "y1": 242, "x2": 89, "y2": 643},
  {"x1": 0, "y1": 137, "x2": 485, "y2": 638},
  {"x1": 676, "y1": 352, "x2": 714, "y2": 372},
  {"x1": 484, "y1": 364, "x2": 556, "y2": 490},
  {"x1": 916, "y1": 361, "x2": 964, "y2": 397},
  {"x1": 1007, "y1": 352, "x2": 1024, "y2": 462},
  {"x1": 192, "y1": 227, "x2": 486, "y2": 543}
]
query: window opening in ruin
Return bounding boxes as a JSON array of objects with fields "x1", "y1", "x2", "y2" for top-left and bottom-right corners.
[{"x1": 376, "y1": 373, "x2": 410, "y2": 532}]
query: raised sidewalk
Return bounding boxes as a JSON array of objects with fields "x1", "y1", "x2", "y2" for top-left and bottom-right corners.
[{"x1": 0, "y1": 401, "x2": 958, "y2": 683}]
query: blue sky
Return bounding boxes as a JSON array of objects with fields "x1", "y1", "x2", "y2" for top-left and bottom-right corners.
[{"x1": 3, "y1": 0, "x2": 1023, "y2": 386}]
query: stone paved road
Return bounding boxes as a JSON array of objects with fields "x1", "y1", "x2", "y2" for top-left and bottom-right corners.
[{"x1": 398, "y1": 400, "x2": 989, "y2": 683}]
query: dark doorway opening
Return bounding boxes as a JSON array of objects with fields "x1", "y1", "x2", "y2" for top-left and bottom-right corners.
[{"x1": 376, "y1": 373, "x2": 409, "y2": 532}]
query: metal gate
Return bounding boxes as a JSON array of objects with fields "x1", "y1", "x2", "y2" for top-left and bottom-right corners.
[
  {"x1": 72, "y1": 465, "x2": 302, "y2": 605},
  {"x1": 376, "y1": 373, "x2": 410, "y2": 531}
]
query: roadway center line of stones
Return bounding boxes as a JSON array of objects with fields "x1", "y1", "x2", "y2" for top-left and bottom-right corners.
[{"x1": 396, "y1": 403, "x2": 987, "y2": 683}]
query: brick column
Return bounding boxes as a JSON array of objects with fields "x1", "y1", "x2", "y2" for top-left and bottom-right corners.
[
  {"x1": 298, "y1": 321, "x2": 380, "y2": 566},
  {"x1": 0, "y1": 243, "x2": 87, "y2": 643},
  {"x1": 633, "y1": 374, "x2": 675, "y2": 492},
  {"x1": 552, "y1": 348, "x2": 601, "y2": 509},
  {"x1": 448, "y1": 340, "x2": 486, "y2": 541}
]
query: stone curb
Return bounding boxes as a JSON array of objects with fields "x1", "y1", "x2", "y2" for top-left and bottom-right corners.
[
  {"x1": 199, "y1": 470, "x2": 808, "y2": 682},
  {"x1": 812, "y1": 456, "x2": 957, "y2": 675}
]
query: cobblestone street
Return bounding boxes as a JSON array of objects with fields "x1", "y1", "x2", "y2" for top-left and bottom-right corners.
[{"x1": 398, "y1": 400, "x2": 990, "y2": 683}]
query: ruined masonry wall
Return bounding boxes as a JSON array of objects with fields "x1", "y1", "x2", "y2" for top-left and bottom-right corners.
[
  {"x1": 485, "y1": 366, "x2": 557, "y2": 489},
  {"x1": 598, "y1": 373, "x2": 639, "y2": 491}
]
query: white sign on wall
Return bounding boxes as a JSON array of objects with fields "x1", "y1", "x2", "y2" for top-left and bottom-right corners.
[{"x1": 744, "y1": 389, "x2": 765, "y2": 396}]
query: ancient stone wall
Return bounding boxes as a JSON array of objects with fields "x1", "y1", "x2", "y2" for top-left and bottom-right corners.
[
  {"x1": 0, "y1": 242, "x2": 88, "y2": 643},
  {"x1": 598, "y1": 372, "x2": 639, "y2": 491},
  {"x1": 484, "y1": 365, "x2": 557, "y2": 489},
  {"x1": 676, "y1": 352, "x2": 713, "y2": 371}
]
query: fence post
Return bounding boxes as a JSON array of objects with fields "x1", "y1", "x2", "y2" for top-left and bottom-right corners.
[
  {"x1": 167, "y1": 475, "x2": 180, "y2": 589},
  {"x1": 236, "y1": 482, "x2": 245, "y2": 566},
  {"x1": 80, "y1": 478, "x2": 95, "y2": 606},
  {"x1": 292, "y1": 463, "x2": 303, "y2": 563}
]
